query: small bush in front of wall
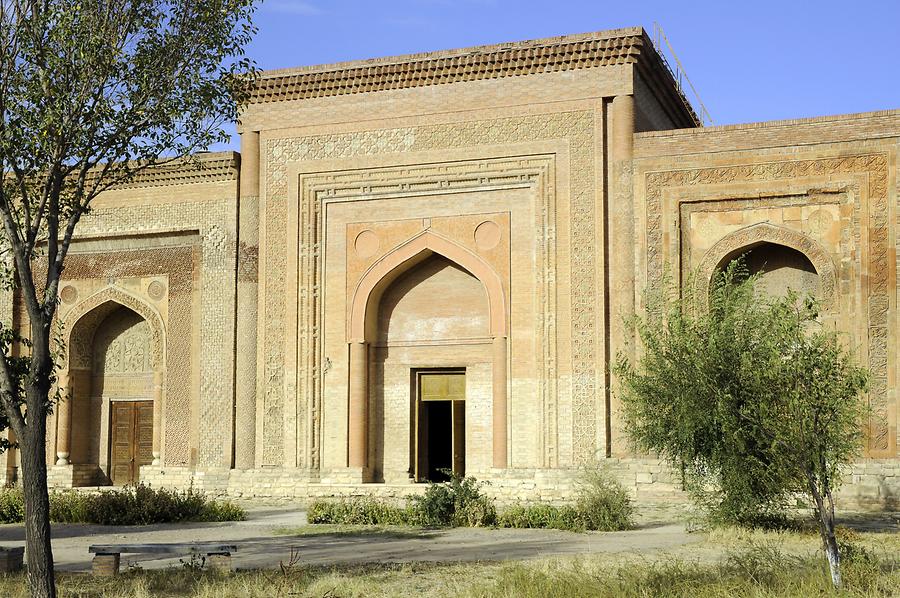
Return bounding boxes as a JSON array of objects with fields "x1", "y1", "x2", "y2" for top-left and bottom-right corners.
[
  {"x1": 409, "y1": 472, "x2": 497, "y2": 527},
  {"x1": 1, "y1": 484, "x2": 245, "y2": 525},
  {"x1": 76, "y1": 484, "x2": 246, "y2": 525},
  {"x1": 497, "y1": 504, "x2": 584, "y2": 531},
  {"x1": 309, "y1": 473, "x2": 497, "y2": 528},
  {"x1": 0, "y1": 487, "x2": 25, "y2": 524},
  {"x1": 307, "y1": 497, "x2": 411, "y2": 525},
  {"x1": 48, "y1": 490, "x2": 92, "y2": 523},
  {"x1": 574, "y1": 468, "x2": 634, "y2": 531},
  {"x1": 497, "y1": 468, "x2": 634, "y2": 532}
]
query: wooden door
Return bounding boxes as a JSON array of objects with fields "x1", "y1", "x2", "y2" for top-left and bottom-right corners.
[
  {"x1": 110, "y1": 401, "x2": 153, "y2": 485},
  {"x1": 452, "y1": 400, "x2": 465, "y2": 477}
]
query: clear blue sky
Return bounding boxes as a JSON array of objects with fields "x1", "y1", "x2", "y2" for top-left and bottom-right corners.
[{"x1": 220, "y1": 0, "x2": 899, "y2": 147}]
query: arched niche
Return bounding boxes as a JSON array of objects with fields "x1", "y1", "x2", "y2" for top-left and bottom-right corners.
[
  {"x1": 697, "y1": 223, "x2": 837, "y2": 310},
  {"x1": 63, "y1": 286, "x2": 165, "y2": 369},
  {"x1": 345, "y1": 231, "x2": 509, "y2": 474},
  {"x1": 55, "y1": 287, "x2": 166, "y2": 483},
  {"x1": 349, "y1": 230, "x2": 507, "y2": 343},
  {"x1": 376, "y1": 254, "x2": 490, "y2": 345}
]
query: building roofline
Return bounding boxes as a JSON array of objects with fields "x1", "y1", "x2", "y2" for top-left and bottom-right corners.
[
  {"x1": 247, "y1": 27, "x2": 700, "y2": 127},
  {"x1": 256, "y1": 27, "x2": 645, "y2": 78},
  {"x1": 634, "y1": 108, "x2": 900, "y2": 139}
]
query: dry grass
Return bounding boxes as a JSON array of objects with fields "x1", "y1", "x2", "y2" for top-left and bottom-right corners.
[{"x1": 0, "y1": 524, "x2": 897, "y2": 597}]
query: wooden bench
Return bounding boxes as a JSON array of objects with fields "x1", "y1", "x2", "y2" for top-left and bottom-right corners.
[{"x1": 88, "y1": 543, "x2": 238, "y2": 576}]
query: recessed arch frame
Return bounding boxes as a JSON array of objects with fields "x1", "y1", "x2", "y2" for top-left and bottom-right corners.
[
  {"x1": 56, "y1": 285, "x2": 167, "y2": 468},
  {"x1": 348, "y1": 229, "x2": 507, "y2": 343},
  {"x1": 62, "y1": 285, "x2": 166, "y2": 369},
  {"x1": 345, "y1": 230, "x2": 509, "y2": 473},
  {"x1": 696, "y1": 222, "x2": 838, "y2": 311}
]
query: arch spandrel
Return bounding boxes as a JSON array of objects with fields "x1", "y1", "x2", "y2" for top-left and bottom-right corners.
[
  {"x1": 62, "y1": 286, "x2": 166, "y2": 369},
  {"x1": 349, "y1": 230, "x2": 507, "y2": 343},
  {"x1": 696, "y1": 222, "x2": 838, "y2": 310}
]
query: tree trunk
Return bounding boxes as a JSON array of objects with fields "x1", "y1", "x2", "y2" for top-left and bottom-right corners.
[
  {"x1": 809, "y1": 477, "x2": 841, "y2": 589},
  {"x1": 822, "y1": 488, "x2": 842, "y2": 590},
  {"x1": 20, "y1": 417, "x2": 56, "y2": 598}
]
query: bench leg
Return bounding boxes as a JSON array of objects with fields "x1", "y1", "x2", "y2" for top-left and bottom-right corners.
[
  {"x1": 92, "y1": 553, "x2": 120, "y2": 577},
  {"x1": 206, "y1": 552, "x2": 232, "y2": 574}
]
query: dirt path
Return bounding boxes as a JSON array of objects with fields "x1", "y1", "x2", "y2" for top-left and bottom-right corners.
[{"x1": 0, "y1": 508, "x2": 700, "y2": 571}]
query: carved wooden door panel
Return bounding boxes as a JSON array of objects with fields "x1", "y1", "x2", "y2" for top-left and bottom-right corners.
[
  {"x1": 134, "y1": 402, "x2": 154, "y2": 477},
  {"x1": 110, "y1": 401, "x2": 153, "y2": 485},
  {"x1": 110, "y1": 402, "x2": 135, "y2": 485}
]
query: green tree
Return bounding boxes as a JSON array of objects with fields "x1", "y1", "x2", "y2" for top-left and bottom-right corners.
[
  {"x1": 615, "y1": 262, "x2": 868, "y2": 588},
  {"x1": 0, "y1": 1, "x2": 256, "y2": 596}
]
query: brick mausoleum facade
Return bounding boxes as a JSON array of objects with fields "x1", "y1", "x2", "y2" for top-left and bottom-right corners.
[{"x1": 1, "y1": 27, "x2": 898, "y2": 509}]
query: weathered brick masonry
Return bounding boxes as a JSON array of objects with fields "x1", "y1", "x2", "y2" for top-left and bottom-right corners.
[{"x1": 2, "y1": 27, "x2": 897, "y2": 511}]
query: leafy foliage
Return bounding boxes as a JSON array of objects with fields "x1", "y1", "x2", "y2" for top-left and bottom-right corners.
[
  {"x1": 615, "y1": 260, "x2": 869, "y2": 585},
  {"x1": 0, "y1": 484, "x2": 245, "y2": 525},
  {"x1": 308, "y1": 473, "x2": 496, "y2": 528},
  {"x1": 0, "y1": 484, "x2": 24, "y2": 522},
  {"x1": 307, "y1": 497, "x2": 411, "y2": 526},
  {"x1": 498, "y1": 468, "x2": 634, "y2": 531},
  {"x1": 575, "y1": 468, "x2": 634, "y2": 531},
  {"x1": 497, "y1": 504, "x2": 583, "y2": 531},
  {"x1": 409, "y1": 471, "x2": 497, "y2": 527},
  {"x1": 309, "y1": 470, "x2": 631, "y2": 532}
]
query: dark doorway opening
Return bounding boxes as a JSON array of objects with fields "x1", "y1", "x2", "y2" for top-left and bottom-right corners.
[
  {"x1": 424, "y1": 401, "x2": 452, "y2": 481},
  {"x1": 415, "y1": 371, "x2": 465, "y2": 482}
]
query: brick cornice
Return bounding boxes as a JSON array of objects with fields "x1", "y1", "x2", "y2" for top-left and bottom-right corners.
[
  {"x1": 108, "y1": 152, "x2": 239, "y2": 189},
  {"x1": 248, "y1": 27, "x2": 698, "y2": 126}
]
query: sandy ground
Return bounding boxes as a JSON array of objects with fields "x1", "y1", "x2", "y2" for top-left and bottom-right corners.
[{"x1": 0, "y1": 507, "x2": 701, "y2": 572}]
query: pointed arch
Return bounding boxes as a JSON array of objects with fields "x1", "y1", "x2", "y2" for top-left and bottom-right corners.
[
  {"x1": 696, "y1": 222, "x2": 837, "y2": 309},
  {"x1": 62, "y1": 286, "x2": 166, "y2": 369},
  {"x1": 349, "y1": 230, "x2": 507, "y2": 342}
]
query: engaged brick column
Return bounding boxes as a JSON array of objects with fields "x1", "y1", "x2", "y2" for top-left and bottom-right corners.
[
  {"x1": 55, "y1": 372, "x2": 71, "y2": 465},
  {"x1": 347, "y1": 341, "x2": 368, "y2": 469},
  {"x1": 608, "y1": 94, "x2": 635, "y2": 456},
  {"x1": 92, "y1": 553, "x2": 120, "y2": 577},
  {"x1": 234, "y1": 129, "x2": 260, "y2": 470},
  {"x1": 151, "y1": 370, "x2": 163, "y2": 465},
  {"x1": 492, "y1": 335, "x2": 508, "y2": 468}
]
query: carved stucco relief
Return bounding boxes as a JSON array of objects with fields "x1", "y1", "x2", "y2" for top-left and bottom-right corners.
[
  {"x1": 54, "y1": 246, "x2": 195, "y2": 466},
  {"x1": 696, "y1": 222, "x2": 838, "y2": 310},
  {"x1": 63, "y1": 285, "x2": 165, "y2": 370},
  {"x1": 71, "y1": 201, "x2": 237, "y2": 467}
]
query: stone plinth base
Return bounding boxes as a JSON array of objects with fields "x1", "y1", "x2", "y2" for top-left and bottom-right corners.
[
  {"x1": 92, "y1": 553, "x2": 120, "y2": 577},
  {"x1": 319, "y1": 467, "x2": 371, "y2": 485},
  {"x1": 47, "y1": 464, "x2": 103, "y2": 488},
  {"x1": 0, "y1": 547, "x2": 24, "y2": 572},
  {"x1": 130, "y1": 459, "x2": 900, "y2": 512},
  {"x1": 206, "y1": 553, "x2": 232, "y2": 574},
  {"x1": 0, "y1": 466, "x2": 17, "y2": 487}
]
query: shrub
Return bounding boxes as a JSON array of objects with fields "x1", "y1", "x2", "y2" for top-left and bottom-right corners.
[
  {"x1": 497, "y1": 468, "x2": 634, "y2": 532},
  {"x1": 497, "y1": 504, "x2": 583, "y2": 531},
  {"x1": 574, "y1": 468, "x2": 634, "y2": 531},
  {"x1": 409, "y1": 472, "x2": 496, "y2": 527},
  {"x1": 307, "y1": 497, "x2": 410, "y2": 525},
  {"x1": 76, "y1": 484, "x2": 245, "y2": 525},
  {"x1": 0, "y1": 487, "x2": 24, "y2": 523},
  {"x1": 309, "y1": 474, "x2": 496, "y2": 528},
  {"x1": 0, "y1": 484, "x2": 244, "y2": 525},
  {"x1": 48, "y1": 490, "x2": 92, "y2": 523}
]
